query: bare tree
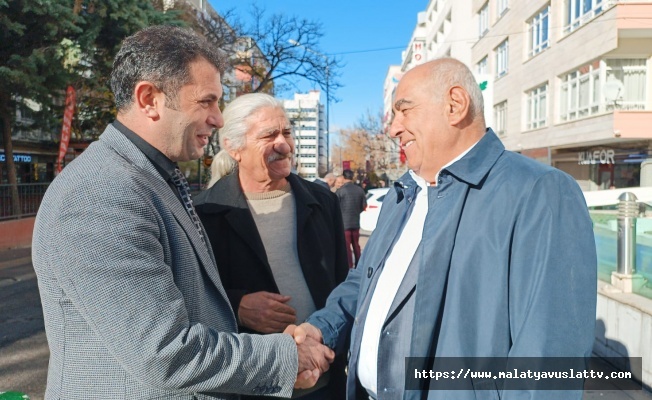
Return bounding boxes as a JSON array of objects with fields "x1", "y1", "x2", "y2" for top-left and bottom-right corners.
[
  {"x1": 191, "y1": 5, "x2": 242, "y2": 53},
  {"x1": 223, "y1": 4, "x2": 342, "y2": 96},
  {"x1": 339, "y1": 109, "x2": 401, "y2": 171}
]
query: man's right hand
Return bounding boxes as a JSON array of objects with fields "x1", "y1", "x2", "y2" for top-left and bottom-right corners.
[
  {"x1": 285, "y1": 324, "x2": 334, "y2": 389},
  {"x1": 238, "y1": 291, "x2": 297, "y2": 333}
]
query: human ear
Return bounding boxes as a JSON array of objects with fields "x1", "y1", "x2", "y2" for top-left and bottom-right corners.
[
  {"x1": 224, "y1": 138, "x2": 242, "y2": 162},
  {"x1": 448, "y1": 86, "x2": 471, "y2": 125},
  {"x1": 134, "y1": 81, "x2": 163, "y2": 120}
]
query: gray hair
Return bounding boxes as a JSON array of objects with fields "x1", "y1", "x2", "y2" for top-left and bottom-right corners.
[
  {"x1": 209, "y1": 93, "x2": 288, "y2": 184},
  {"x1": 431, "y1": 58, "x2": 485, "y2": 120},
  {"x1": 111, "y1": 26, "x2": 226, "y2": 112},
  {"x1": 207, "y1": 149, "x2": 235, "y2": 188}
]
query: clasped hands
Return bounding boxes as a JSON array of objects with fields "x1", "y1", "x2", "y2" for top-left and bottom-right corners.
[
  {"x1": 284, "y1": 323, "x2": 334, "y2": 389},
  {"x1": 238, "y1": 292, "x2": 334, "y2": 389}
]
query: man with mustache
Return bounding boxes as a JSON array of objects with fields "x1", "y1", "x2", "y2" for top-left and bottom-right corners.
[{"x1": 195, "y1": 93, "x2": 349, "y2": 399}]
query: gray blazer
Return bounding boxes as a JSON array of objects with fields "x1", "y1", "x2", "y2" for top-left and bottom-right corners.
[{"x1": 32, "y1": 125, "x2": 298, "y2": 399}]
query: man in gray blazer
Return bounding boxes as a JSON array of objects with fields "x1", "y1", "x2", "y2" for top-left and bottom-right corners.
[
  {"x1": 32, "y1": 26, "x2": 332, "y2": 400},
  {"x1": 287, "y1": 58, "x2": 596, "y2": 399}
]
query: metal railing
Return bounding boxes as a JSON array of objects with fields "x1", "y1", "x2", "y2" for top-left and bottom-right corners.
[{"x1": 0, "y1": 183, "x2": 50, "y2": 221}]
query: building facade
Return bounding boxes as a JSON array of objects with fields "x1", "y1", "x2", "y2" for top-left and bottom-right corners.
[
  {"x1": 386, "y1": 0, "x2": 652, "y2": 190},
  {"x1": 282, "y1": 91, "x2": 327, "y2": 180},
  {"x1": 385, "y1": 0, "x2": 475, "y2": 170},
  {"x1": 472, "y1": 0, "x2": 652, "y2": 190}
]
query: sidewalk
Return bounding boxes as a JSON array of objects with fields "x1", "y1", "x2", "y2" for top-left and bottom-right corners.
[{"x1": 0, "y1": 247, "x2": 32, "y2": 270}]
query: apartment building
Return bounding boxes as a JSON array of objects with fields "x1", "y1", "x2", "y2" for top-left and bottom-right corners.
[
  {"x1": 385, "y1": 0, "x2": 475, "y2": 159},
  {"x1": 472, "y1": 0, "x2": 652, "y2": 190},
  {"x1": 282, "y1": 91, "x2": 327, "y2": 180}
]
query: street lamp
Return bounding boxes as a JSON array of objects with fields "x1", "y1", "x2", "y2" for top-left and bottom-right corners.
[{"x1": 288, "y1": 39, "x2": 330, "y2": 173}]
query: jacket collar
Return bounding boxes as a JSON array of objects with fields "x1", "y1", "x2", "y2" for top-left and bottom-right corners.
[
  {"x1": 444, "y1": 128, "x2": 504, "y2": 186},
  {"x1": 99, "y1": 124, "x2": 164, "y2": 181},
  {"x1": 393, "y1": 173, "x2": 419, "y2": 204},
  {"x1": 393, "y1": 128, "x2": 504, "y2": 201},
  {"x1": 196, "y1": 171, "x2": 320, "y2": 212},
  {"x1": 97, "y1": 125, "x2": 233, "y2": 320}
]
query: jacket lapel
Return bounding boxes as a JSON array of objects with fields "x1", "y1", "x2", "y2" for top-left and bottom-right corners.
[
  {"x1": 403, "y1": 131, "x2": 505, "y2": 400},
  {"x1": 218, "y1": 173, "x2": 273, "y2": 276},
  {"x1": 382, "y1": 243, "x2": 420, "y2": 328},
  {"x1": 99, "y1": 126, "x2": 232, "y2": 310},
  {"x1": 359, "y1": 179, "x2": 419, "y2": 285}
]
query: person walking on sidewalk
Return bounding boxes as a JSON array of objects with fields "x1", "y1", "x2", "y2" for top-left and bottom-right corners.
[{"x1": 336, "y1": 169, "x2": 367, "y2": 268}]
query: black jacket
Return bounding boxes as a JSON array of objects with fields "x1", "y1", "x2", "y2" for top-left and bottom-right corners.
[
  {"x1": 195, "y1": 172, "x2": 350, "y2": 398},
  {"x1": 194, "y1": 172, "x2": 350, "y2": 324},
  {"x1": 336, "y1": 182, "x2": 367, "y2": 230}
]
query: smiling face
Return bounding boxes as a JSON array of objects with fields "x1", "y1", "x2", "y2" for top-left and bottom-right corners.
[
  {"x1": 158, "y1": 58, "x2": 224, "y2": 162},
  {"x1": 230, "y1": 106, "x2": 294, "y2": 192},
  {"x1": 389, "y1": 65, "x2": 448, "y2": 182}
]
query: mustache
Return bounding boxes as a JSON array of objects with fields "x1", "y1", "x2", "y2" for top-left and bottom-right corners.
[{"x1": 267, "y1": 152, "x2": 292, "y2": 163}]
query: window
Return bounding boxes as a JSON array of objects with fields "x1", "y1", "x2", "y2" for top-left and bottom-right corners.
[
  {"x1": 497, "y1": 0, "x2": 509, "y2": 17},
  {"x1": 526, "y1": 84, "x2": 548, "y2": 130},
  {"x1": 478, "y1": 2, "x2": 489, "y2": 37},
  {"x1": 477, "y1": 56, "x2": 488, "y2": 75},
  {"x1": 528, "y1": 5, "x2": 550, "y2": 58},
  {"x1": 605, "y1": 59, "x2": 647, "y2": 111},
  {"x1": 494, "y1": 101, "x2": 507, "y2": 136},
  {"x1": 560, "y1": 61, "x2": 600, "y2": 121},
  {"x1": 495, "y1": 39, "x2": 509, "y2": 78},
  {"x1": 565, "y1": 0, "x2": 607, "y2": 34}
]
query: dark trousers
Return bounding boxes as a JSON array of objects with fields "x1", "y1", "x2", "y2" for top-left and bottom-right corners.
[{"x1": 344, "y1": 228, "x2": 361, "y2": 268}]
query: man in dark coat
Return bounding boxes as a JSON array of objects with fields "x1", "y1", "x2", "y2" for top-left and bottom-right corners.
[
  {"x1": 336, "y1": 169, "x2": 367, "y2": 268},
  {"x1": 195, "y1": 93, "x2": 349, "y2": 400}
]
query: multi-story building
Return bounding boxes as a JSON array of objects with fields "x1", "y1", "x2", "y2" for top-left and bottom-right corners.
[
  {"x1": 383, "y1": 66, "x2": 403, "y2": 134},
  {"x1": 472, "y1": 0, "x2": 652, "y2": 190},
  {"x1": 387, "y1": 0, "x2": 652, "y2": 190},
  {"x1": 399, "y1": 0, "x2": 474, "y2": 77},
  {"x1": 385, "y1": 0, "x2": 476, "y2": 169},
  {"x1": 282, "y1": 91, "x2": 327, "y2": 180}
]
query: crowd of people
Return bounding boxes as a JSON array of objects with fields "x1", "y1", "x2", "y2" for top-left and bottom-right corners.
[{"x1": 31, "y1": 25, "x2": 597, "y2": 400}]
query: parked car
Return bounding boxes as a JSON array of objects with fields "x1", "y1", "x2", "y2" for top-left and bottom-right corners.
[{"x1": 360, "y1": 188, "x2": 390, "y2": 232}]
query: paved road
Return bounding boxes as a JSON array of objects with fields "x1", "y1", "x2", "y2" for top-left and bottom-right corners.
[
  {"x1": 1, "y1": 232, "x2": 650, "y2": 399},
  {"x1": 0, "y1": 247, "x2": 47, "y2": 400}
]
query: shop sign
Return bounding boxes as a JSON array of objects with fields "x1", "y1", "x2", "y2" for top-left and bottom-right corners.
[
  {"x1": 578, "y1": 149, "x2": 615, "y2": 165},
  {"x1": 0, "y1": 153, "x2": 32, "y2": 163}
]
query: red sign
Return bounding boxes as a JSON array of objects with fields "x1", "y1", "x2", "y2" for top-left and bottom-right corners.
[
  {"x1": 56, "y1": 86, "x2": 76, "y2": 173},
  {"x1": 342, "y1": 160, "x2": 351, "y2": 171}
]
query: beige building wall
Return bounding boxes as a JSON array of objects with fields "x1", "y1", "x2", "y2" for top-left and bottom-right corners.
[{"x1": 472, "y1": 1, "x2": 652, "y2": 189}]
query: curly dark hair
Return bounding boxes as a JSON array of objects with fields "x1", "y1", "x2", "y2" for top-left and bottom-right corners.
[{"x1": 110, "y1": 25, "x2": 226, "y2": 112}]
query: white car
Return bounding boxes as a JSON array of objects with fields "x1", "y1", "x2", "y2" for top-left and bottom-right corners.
[{"x1": 360, "y1": 188, "x2": 390, "y2": 232}]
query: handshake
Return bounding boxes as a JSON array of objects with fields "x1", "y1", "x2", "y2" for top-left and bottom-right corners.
[{"x1": 283, "y1": 323, "x2": 335, "y2": 389}]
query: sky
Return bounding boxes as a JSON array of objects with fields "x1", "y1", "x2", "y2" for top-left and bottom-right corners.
[{"x1": 208, "y1": 0, "x2": 428, "y2": 133}]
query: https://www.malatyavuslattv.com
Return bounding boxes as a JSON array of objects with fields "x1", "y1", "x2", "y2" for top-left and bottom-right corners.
[{"x1": 405, "y1": 357, "x2": 642, "y2": 391}]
